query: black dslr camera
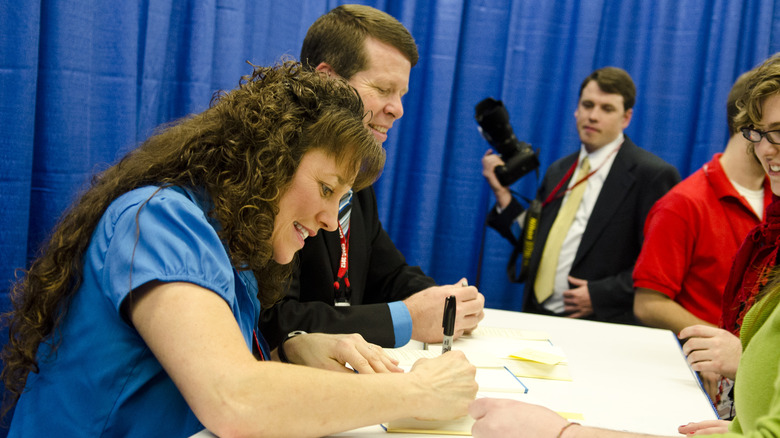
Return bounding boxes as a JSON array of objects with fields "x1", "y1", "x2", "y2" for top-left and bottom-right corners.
[{"x1": 475, "y1": 97, "x2": 539, "y2": 186}]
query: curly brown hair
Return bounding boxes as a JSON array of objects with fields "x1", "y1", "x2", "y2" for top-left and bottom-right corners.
[
  {"x1": 0, "y1": 60, "x2": 384, "y2": 416},
  {"x1": 735, "y1": 53, "x2": 780, "y2": 132}
]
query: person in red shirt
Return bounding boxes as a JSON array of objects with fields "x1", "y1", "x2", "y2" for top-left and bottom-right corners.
[
  {"x1": 633, "y1": 70, "x2": 769, "y2": 333},
  {"x1": 633, "y1": 69, "x2": 769, "y2": 418}
]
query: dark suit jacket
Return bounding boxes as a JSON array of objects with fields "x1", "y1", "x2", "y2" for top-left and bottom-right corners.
[
  {"x1": 259, "y1": 186, "x2": 436, "y2": 348},
  {"x1": 488, "y1": 137, "x2": 680, "y2": 324}
]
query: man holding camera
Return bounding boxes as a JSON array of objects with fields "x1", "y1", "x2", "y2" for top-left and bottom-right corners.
[
  {"x1": 260, "y1": 5, "x2": 485, "y2": 350},
  {"x1": 482, "y1": 67, "x2": 680, "y2": 324}
]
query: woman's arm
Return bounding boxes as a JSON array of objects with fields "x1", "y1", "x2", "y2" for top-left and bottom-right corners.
[{"x1": 129, "y1": 281, "x2": 478, "y2": 438}]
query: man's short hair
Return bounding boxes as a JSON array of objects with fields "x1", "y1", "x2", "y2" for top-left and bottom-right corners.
[
  {"x1": 727, "y1": 70, "x2": 755, "y2": 136},
  {"x1": 300, "y1": 4, "x2": 419, "y2": 80},
  {"x1": 734, "y1": 52, "x2": 780, "y2": 130},
  {"x1": 579, "y1": 67, "x2": 636, "y2": 111}
]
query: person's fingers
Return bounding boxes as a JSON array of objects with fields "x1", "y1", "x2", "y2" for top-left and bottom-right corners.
[
  {"x1": 678, "y1": 420, "x2": 731, "y2": 436},
  {"x1": 454, "y1": 285, "x2": 479, "y2": 301},
  {"x1": 678, "y1": 324, "x2": 716, "y2": 340},
  {"x1": 458, "y1": 297, "x2": 483, "y2": 319},
  {"x1": 371, "y1": 344, "x2": 403, "y2": 373},
  {"x1": 322, "y1": 334, "x2": 379, "y2": 374},
  {"x1": 685, "y1": 348, "x2": 711, "y2": 365},
  {"x1": 350, "y1": 342, "x2": 395, "y2": 374},
  {"x1": 681, "y1": 336, "x2": 711, "y2": 356}
]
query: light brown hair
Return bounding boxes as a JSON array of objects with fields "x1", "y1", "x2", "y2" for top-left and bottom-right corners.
[
  {"x1": 579, "y1": 67, "x2": 636, "y2": 111},
  {"x1": 300, "y1": 4, "x2": 419, "y2": 79}
]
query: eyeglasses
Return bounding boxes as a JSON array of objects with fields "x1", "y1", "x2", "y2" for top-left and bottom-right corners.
[{"x1": 742, "y1": 127, "x2": 780, "y2": 145}]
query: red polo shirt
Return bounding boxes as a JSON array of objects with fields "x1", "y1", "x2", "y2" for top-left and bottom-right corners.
[{"x1": 633, "y1": 153, "x2": 771, "y2": 324}]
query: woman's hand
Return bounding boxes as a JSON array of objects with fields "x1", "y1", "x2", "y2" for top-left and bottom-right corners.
[
  {"x1": 698, "y1": 371, "x2": 722, "y2": 402},
  {"x1": 279, "y1": 332, "x2": 403, "y2": 374},
  {"x1": 678, "y1": 325, "x2": 741, "y2": 380},
  {"x1": 678, "y1": 420, "x2": 731, "y2": 436}
]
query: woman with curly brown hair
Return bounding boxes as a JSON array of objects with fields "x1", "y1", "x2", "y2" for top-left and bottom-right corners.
[{"x1": 1, "y1": 61, "x2": 477, "y2": 437}]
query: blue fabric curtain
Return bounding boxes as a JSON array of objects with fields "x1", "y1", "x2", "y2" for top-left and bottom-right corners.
[{"x1": 1, "y1": 1, "x2": 779, "y2": 426}]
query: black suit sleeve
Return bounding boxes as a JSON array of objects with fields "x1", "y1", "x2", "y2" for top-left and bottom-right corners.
[
  {"x1": 485, "y1": 197, "x2": 527, "y2": 244},
  {"x1": 259, "y1": 274, "x2": 398, "y2": 348}
]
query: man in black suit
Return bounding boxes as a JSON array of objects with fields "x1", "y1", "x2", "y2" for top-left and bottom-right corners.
[
  {"x1": 260, "y1": 5, "x2": 485, "y2": 349},
  {"x1": 482, "y1": 67, "x2": 680, "y2": 324}
]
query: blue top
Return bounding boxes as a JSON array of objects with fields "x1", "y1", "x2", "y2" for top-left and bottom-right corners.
[{"x1": 9, "y1": 186, "x2": 266, "y2": 437}]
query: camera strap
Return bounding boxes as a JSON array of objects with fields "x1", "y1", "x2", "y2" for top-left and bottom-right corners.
[{"x1": 507, "y1": 198, "x2": 542, "y2": 282}]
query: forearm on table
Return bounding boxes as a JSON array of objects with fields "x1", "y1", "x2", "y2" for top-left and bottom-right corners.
[
  {"x1": 204, "y1": 361, "x2": 431, "y2": 437},
  {"x1": 634, "y1": 288, "x2": 712, "y2": 333},
  {"x1": 565, "y1": 424, "x2": 671, "y2": 438}
]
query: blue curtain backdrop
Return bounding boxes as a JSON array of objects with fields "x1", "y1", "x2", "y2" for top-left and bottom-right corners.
[
  {"x1": 4, "y1": 0, "x2": 780, "y2": 321},
  {"x1": 0, "y1": 0, "x2": 779, "y2": 427}
]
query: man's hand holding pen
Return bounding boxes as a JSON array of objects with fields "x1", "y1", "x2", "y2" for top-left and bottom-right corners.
[{"x1": 404, "y1": 278, "x2": 486, "y2": 344}]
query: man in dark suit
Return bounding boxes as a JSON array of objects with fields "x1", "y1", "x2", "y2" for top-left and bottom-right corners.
[
  {"x1": 482, "y1": 67, "x2": 680, "y2": 324},
  {"x1": 260, "y1": 5, "x2": 485, "y2": 350}
]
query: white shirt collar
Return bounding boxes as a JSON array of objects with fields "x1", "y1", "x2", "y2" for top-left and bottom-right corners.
[{"x1": 578, "y1": 133, "x2": 624, "y2": 169}]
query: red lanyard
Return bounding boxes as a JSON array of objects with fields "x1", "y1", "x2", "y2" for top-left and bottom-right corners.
[
  {"x1": 542, "y1": 146, "x2": 621, "y2": 207},
  {"x1": 333, "y1": 224, "x2": 351, "y2": 305},
  {"x1": 253, "y1": 330, "x2": 266, "y2": 361},
  {"x1": 337, "y1": 224, "x2": 349, "y2": 280}
]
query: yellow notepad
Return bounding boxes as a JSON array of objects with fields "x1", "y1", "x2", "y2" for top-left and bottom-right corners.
[
  {"x1": 383, "y1": 415, "x2": 474, "y2": 435},
  {"x1": 503, "y1": 359, "x2": 573, "y2": 381}
]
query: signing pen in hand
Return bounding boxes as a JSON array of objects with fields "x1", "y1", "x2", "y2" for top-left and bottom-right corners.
[{"x1": 442, "y1": 295, "x2": 456, "y2": 354}]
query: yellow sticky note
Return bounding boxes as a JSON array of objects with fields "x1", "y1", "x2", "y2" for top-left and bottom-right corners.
[
  {"x1": 509, "y1": 348, "x2": 565, "y2": 365},
  {"x1": 557, "y1": 412, "x2": 585, "y2": 421},
  {"x1": 504, "y1": 360, "x2": 573, "y2": 381}
]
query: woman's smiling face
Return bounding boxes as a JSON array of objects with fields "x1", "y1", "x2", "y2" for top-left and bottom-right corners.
[
  {"x1": 752, "y1": 93, "x2": 780, "y2": 195},
  {"x1": 271, "y1": 148, "x2": 353, "y2": 264}
]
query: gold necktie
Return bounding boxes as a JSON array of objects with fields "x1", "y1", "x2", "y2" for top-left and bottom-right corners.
[{"x1": 534, "y1": 157, "x2": 591, "y2": 303}]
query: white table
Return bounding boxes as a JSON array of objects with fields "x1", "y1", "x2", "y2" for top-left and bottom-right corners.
[
  {"x1": 194, "y1": 308, "x2": 717, "y2": 437},
  {"x1": 332, "y1": 308, "x2": 717, "y2": 437}
]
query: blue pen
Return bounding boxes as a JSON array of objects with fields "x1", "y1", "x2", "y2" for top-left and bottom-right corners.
[{"x1": 442, "y1": 295, "x2": 456, "y2": 354}]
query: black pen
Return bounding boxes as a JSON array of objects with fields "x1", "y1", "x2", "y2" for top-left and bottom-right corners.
[{"x1": 442, "y1": 295, "x2": 456, "y2": 354}]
